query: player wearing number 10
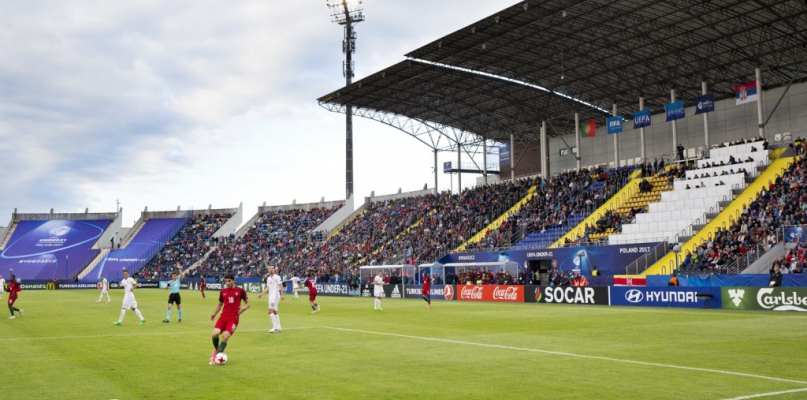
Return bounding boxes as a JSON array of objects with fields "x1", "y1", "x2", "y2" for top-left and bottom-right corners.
[{"x1": 210, "y1": 273, "x2": 250, "y2": 365}]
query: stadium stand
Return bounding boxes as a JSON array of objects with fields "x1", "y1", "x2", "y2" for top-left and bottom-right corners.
[
  {"x1": 372, "y1": 177, "x2": 537, "y2": 265},
  {"x1": 83, "y1": 217, "x2": 188, "y2": 280},
  {"x1": 678, "y1": 155, "x2": 806, "y2": 275},
  {"x1": 191, "y1": 204, "x2": 343, "y2": 279},
  {"x1": 138, "y1": 212, "x2": 233, "y2": 279},
  {"x1": 611, "y1": 140, "x2": 768, "y2": 245},
  {"x1": 461, "y1": 166, "x2": 635, "y2": 251}
]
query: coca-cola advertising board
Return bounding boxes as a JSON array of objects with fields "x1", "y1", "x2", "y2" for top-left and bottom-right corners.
[{"x1": 455, "y1": 285, "x2": 524, "y2": 302}]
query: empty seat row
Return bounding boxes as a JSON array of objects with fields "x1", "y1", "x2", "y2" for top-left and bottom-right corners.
[
  {"x1": 634, "y1": 208, "x2": 709, "y2": 225},
  {"x1": 710, "y1": 142, "x2": 761, "y2": 158},
  {"x1": 649, "y1": 196, "x2": 724, "y2": 213},
  {"x1": 662, "y1": 185, "x2": 732, "y2": 202},
  {"x1": 622, "y1": 219, "x2": 692, "y2": 235},
  {"x1": 609, "y1": 230, "x2": 677, "y2": 245}
]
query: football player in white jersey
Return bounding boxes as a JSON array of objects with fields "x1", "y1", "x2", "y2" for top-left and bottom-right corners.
[
  {"x1": 291, "y1": 275, "x2": 300, "y2": 300},
  {"x1": 96, "y1": 274, "x2": 110, "y2": 304},
  {"x1": 113, "y1": 269, "x2": 146, "y2": 326},
  {"x1": 257, "y1": 265, "x2": 284, "y2": 333},
  {"x1": 0, "y1": 273, "x2": 5, "y2": 300},
  {"x1": 373, "y1": 271, "x2": 385, "y2": 311}
]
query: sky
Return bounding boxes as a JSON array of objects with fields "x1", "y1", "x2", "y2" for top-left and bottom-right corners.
[{"x1": 0, "y1": 0, "x2": 517, "y2": 228}]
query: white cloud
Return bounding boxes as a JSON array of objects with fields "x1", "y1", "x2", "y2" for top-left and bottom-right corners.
[{"x1": 0, "y1": 0, "x2": 514, "y2": 227}]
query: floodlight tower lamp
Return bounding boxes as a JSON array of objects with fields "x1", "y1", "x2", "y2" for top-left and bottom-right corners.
[{"x1": 326, "y1": 0, "x2": 365, "y2": 200}]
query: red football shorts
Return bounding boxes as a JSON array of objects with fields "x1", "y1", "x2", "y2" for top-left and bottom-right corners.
[{"x1": 214, "y1": 316, "x2": 239, "y2": 334}]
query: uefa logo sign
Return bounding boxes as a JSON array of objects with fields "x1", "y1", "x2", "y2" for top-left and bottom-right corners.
[{"x1": 49, "y1": 225, "x2": 70, "y2": 237}]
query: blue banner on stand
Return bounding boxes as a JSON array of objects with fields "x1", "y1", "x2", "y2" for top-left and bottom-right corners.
[
  {"x1": 606, "y1": 117, "x2": 623, "y2": 134},
  {"x1": 785, "y1": 227, "x2": 807, "y2": 243},
  {"x1": 694, "y1": 93, "x2": 714, "y2": 114},
  {"x1": 665, "y1": 101, "x2": 685, "y2": 121},
  {"x1": 499, "y1": 144, "x2": 511, "y2": 167},
  {"x1": 633, "y1": 109, "x2": 651, "y2": 129}
]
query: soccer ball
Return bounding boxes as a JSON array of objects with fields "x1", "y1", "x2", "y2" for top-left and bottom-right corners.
[{"x1": 214, "y1": 352, "x2": 228, "y2": 365}]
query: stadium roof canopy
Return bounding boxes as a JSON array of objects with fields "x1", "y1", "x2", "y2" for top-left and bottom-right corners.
[{"x1": 319, "y1": 0, "x2": 807, "y2": 146}]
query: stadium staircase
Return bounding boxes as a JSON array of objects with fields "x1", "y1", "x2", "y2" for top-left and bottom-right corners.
[
  {"x1": 452, "y1": 185, "x2": 538, "y2": 252},
  {"x1": 0, "y1": 220, "x2": 18, "y2": 250},
  {"x1": 640, "y1": 155, "x2": 794, "y2": 276},
  {"x1": 327, "y1": 209, "x2": 365, "y2": 241},
  {"x1": 549, "y1": 169, "x2": 643, "y2": 247},
  {"x1": 362, "y1": 211, "x2": 433, "y2": 265},
  {"x1": 77, "y1": 249, "x2": 111, "y2": 279}
]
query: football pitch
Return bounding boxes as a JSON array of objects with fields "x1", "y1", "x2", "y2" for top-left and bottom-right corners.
[{"x1": 1, "y1": 290, "x2": 805, "y2": 400}]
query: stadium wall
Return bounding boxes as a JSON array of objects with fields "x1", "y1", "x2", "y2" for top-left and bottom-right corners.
[
  {"x1": 315, "y1": 194, "x2": 354, "y2": 235},
  {"x1": 210, "y1": 204, "x2": 242, "y2": 237},
  {"x1": 549, "y1": 80, "x2": 807, "y2": 172}
]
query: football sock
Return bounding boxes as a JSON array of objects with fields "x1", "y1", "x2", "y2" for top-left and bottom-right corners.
[
  {"x1": 166, "y1": 309, "x2": 172, "y2": 319},
  {"x1": 217, "y1": 341, "x2": 228, "y2": 353},
  {"x1": 134, "y1": 309, "x2": 144, "y2": 320},
  {"x1": 8, "y1": 306, "x2": 13, "y2": 316},
  {"x1": 119, "y1": 309, "x2": 126, "y2": 322},
  {"x1": 178, "y1": 309, "x2": 182, "y2": 320},
  {"x1": 270, "y1": 314, "x2": 276, "y2": 327},
  {"x1": 311, "y1": 305, "x2": 317, "y2": 311},
  {"x1": 423, "y1": 295, "x2": 431, "y2": 305},
  {"x1": 275, "y1": 315, "x2": 281, "y2": 329},
  {"x1": 213, "y1": 337, "x2": 219, "y2": 350}
]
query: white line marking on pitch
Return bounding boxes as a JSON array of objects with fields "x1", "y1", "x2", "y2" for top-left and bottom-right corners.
[
  {"x1": 723, "y1": 387, "x2": 807, "y2": 399},
  {"x1": 324, "y1": 326, "x2": 807, "y2": 386},
  {"x1": 0, "y1": 326, "x2": 319, "y2": 341}
]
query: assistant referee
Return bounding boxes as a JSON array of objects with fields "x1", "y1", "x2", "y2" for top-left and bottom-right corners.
[{"x1": 163, "y1": 271, "x2": 183, "y2": 323}]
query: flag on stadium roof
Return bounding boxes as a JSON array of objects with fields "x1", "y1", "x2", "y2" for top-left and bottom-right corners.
[
  {"x1": 734, "y1": 81, "x2": 758, "y2": 105},
  {"x1": 582, "y1": 120, "x2": 596, "y2": 137}
]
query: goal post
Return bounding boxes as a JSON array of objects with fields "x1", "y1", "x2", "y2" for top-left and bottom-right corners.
[{"x1": 358, "y1": 264, "x2": 415, "y2": 299}]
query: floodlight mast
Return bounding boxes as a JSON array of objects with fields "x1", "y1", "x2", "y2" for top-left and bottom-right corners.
[{"x1": 327, "y1": 0, "x2": 364, "y2": 200}]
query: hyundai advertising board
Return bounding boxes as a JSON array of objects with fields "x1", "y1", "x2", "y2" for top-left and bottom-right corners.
[{"x1": 611, "y1": 287, "x2": 721, "y2": 308}]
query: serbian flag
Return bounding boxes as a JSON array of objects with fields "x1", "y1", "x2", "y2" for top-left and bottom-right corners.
[
  {"x1": 581, "y1": 120, "x2": 596, "y2": 137},
  {"x1": 735, "y1": 81, "x2": 758, "y2": 105}
]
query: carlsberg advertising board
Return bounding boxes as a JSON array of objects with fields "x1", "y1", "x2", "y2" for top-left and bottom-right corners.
[{"x1": 722, "y1": 287, "x2": 807, "y2": 312}]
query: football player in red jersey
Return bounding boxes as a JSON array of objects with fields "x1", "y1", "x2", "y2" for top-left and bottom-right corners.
[
  {"x1": 422, "y1": 272, "x2": 431, "y2": 309},
  {"x1": 209, "y1": 273, "x2": 250, "y2": 364},
  {"x1": 6, "y1": 274, "x2": 23, "y2": 319},
  {"x1": 303, "y1": 273, "x2": 320, "y2": 314},
  {"x1": 200, "y1": 275, "x2": 207, "y2": 299}
]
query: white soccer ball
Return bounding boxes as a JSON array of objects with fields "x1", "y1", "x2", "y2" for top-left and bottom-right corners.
[{"x1": 214, "y1": 352, "x2": 228, "y2": 365}]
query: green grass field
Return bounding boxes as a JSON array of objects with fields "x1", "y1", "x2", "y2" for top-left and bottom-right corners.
[{"x1": 1, "y1": 289, "x2": 806, "y2": 400}]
